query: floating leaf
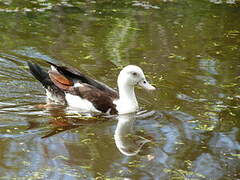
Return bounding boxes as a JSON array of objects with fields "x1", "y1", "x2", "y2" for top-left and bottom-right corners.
[{"x1": 147, "y1": 154, "x2": 155, "y2": 161}]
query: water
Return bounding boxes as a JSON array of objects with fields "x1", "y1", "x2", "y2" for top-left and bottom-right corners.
[{"x1": 0, "y1": 0, "x2": 239, "y2": 179}]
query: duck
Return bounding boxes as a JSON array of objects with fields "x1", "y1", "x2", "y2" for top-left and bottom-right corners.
[{"x1": 28, "y1": 62, "x2": 156, "y2": 115}]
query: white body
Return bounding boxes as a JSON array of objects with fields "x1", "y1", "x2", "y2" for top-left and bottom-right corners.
[{"x1": 65, "y1": 93, "x2": 100, "y2": 112}]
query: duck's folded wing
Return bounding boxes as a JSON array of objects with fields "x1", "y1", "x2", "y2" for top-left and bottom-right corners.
[
  {"x1": 48, "y1": 70, "x2": 74, "y2": 91},
  {"x1": 47, "y1": 62, "x2": 117, "y2": 97},
  {"x1": 75, "y1": 84, "x2": 118, "y2": 114},
  {"x1": 48, "y1": 70, "x2": 118, "y2": 114}
]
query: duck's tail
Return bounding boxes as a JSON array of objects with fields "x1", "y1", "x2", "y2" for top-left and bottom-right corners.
[
  {"x1": 28, "y1": 62, "x2": 66, "y2": 104},
  {"x1": 28, "y1": 62, "x2": 52, "y2": 88}
]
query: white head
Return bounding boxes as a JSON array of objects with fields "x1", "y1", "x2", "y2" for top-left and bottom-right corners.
[{"x1": 118, "y1": 65, "x2": 156, "y2": 90}]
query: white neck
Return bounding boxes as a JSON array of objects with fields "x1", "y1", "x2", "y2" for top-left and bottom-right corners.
[
  {"x1": 115, "y1": 80, "x2": 139, "y2": 114},
  {"x1": 119, "y1": 83, "x2": 137, "y2": 102}
]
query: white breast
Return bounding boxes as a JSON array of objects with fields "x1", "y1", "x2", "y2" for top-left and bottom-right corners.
[{"x1": 65, "y1": 93, "x2": 100, "y2": 112}]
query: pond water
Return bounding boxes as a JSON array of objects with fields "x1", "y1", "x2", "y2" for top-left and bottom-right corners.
[{"x1": 0, "y1": 0, "x2": 240, "y2": 179}]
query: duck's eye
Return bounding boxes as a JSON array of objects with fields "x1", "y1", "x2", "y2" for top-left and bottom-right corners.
[{"x1": 132, "y1": 72, "x2": 137, "y2": 76}]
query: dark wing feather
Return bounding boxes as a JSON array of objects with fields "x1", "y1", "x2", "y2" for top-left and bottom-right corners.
[
  {"x1": 29, "y1": 62, "x2": 118, "y2": 113},
  {"x1": 28, "y1": 62, "x2": 52, "y2": 88},
  {"x1": 47, "y1": 62, "x2": 118, "y2": 98}
]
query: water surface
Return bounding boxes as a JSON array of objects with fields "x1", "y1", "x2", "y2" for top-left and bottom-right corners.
[{"x1": 0, "y1": 0, "x2": 239, "y2": 179}]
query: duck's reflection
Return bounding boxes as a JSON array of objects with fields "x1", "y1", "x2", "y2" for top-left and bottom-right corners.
[
  {"x1": 27, "y1": 106, "x2": 152, "y2": 156},
  {"x1": 114, "y1": 113, "x2": 151, "y2": 156},
  {"x1": 27, "y1": 105, "x2": 109, "y2": 138}
]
